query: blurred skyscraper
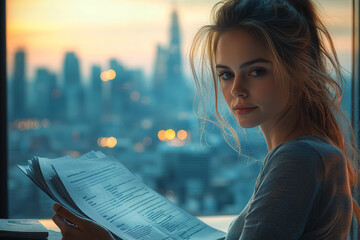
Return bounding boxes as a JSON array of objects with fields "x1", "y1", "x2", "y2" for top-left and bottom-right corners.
[
  {"x1": 63, "y1": 52, "x2": 84, "y2": 122},
  {"x1": 12, "y1": 49, "x2": 27, "y2": 120},
  {"x1": 88, "y1": 65, "x2": 102, "y2": 121},
  {"x1": 33, "y1": 68, "x2": 57, "y2": 119},
  {"x1": 152, "y1": 8, "x2": 190, "y2": 113}
]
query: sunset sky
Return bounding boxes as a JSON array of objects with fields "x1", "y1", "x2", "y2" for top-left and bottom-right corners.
[{"x1": 6, "y1": 0, "x2": 353, "y2": 82}]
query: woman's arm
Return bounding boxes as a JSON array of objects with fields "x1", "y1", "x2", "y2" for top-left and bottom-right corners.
[
  {"x1": 52, "y1": 203, "x2": 118, "y2": 240},
  {"x1": 240, "y1": 142, "x2": 324, "y2": 240}
]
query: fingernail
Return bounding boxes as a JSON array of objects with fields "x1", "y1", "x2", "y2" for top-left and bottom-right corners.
[{"x1": 53, "y1": 203, "x2": 61, "y2": 210}]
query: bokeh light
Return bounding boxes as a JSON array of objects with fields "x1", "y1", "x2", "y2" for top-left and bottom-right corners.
[
  {"x1": 177, "y1": 130, "x2": 187, "y2": 140},
  {"x1": 165, "y1": 129, "x2": 175, "y2": 140},
  {"x1": 158, "y1": 130, "x2": 167, "y2": 141},
  {"x1": 100, "y1": 69, "x2": 116, "y2": 81},
  {"x1": 107, "y1": 137, "x2": 117, "y2": 148},
  {"x1": 134, "y1": 142, "x2": 145, "y2": 153},
  {"x1": 100, "y1": 137, "x2": 108, "y2": 147},
  {"x1": 143, "y1": 137, "x2": 152, "y2": 146},
  {"x1": 130, "y1": 91, "x2": 140, "y2": 101}
]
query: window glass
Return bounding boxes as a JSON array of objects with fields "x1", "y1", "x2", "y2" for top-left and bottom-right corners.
[{"x1": 7, "y1": 0, "x2": 352, "y2": 218}]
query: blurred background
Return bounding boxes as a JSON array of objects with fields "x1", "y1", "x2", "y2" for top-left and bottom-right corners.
[{"x1": 6, "y1": 0, "x2": 353, "y2": 218}]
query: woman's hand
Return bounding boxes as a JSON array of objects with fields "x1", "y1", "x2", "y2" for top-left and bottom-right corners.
[{"x1": 52, "y1": 203, "x2": 117, "y2": 240}]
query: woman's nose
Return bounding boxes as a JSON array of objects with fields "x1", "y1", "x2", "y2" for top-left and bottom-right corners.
[{"x1": 231, "y1": 76, "x2": 248, "y2": 98}]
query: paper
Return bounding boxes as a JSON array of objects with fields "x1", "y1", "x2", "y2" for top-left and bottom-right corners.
[{"x1": 52, "y1": 155, "x2": 225, "y2": 240}]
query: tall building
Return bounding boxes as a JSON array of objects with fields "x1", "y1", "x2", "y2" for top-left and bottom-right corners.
[
  {"x1": 12, "y1": 49, "x2": 27, "y2": 120},
  {"x1": 33, "y1": 68, "x2": 57, "y2": 119},
  {"x1": 109, "y1": 59, "x2": 126, "y2": 118},
  {"x1": 167, "y1": 9, "x2": 183, "y2": 84},
  {"x1": 153, "y1": 44, "x2": 168, "y2": 102},
  {"x1": 152, "y1": 8, "x2": 191, "y2": 114},
  {"x1": 62, "y1": 52, "x2": 84, "y2": 121},
  {"x1": 88, "y1": 65, "x2": 102, "y2": 120}
]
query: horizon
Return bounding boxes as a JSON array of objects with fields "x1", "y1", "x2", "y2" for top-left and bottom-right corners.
[{"x1": 6, "y1": 0, "x2": 352, "y2": 83}]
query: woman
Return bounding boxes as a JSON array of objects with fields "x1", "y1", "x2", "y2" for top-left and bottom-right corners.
[{"x1": 52, "y1": 0, "x2": 360, "y2": 239}]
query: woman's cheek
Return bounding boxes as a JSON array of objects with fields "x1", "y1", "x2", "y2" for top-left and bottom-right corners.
[{"x1": 221, "y1": 83, "x2": 233, "y2": 107}]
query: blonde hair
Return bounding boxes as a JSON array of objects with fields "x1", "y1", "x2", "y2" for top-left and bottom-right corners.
[{"x1": 190, "y1": 0, "x2": 360, "y2": 226}]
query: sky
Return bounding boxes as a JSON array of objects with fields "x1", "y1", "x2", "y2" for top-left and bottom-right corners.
[{"x1": 6, "y1": 0, "x2": 353, "y2": 83}]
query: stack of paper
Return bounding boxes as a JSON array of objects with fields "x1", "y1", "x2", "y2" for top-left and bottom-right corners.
[{"x1": 18, "y1": 151, "x2": 226, "y2": 240}]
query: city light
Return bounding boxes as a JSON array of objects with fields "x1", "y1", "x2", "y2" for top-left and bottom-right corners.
[
  {"x1": 130, "y1": 91, "x2": 140, "y2": 102},
  {"x1": 100, "y1": 138, "x2": 108, "y2": 147},
  {"x1": 141, "y1": 119, "x2": 153, "y2": 129},
  {"x1": 107, "y1": 137, "x2": 117, "y2": 148},
  {"x1": 14, "y1": 119, "x2": 51, "y2": 130},
  {"x1": 158, "y1": 129, "x2": 189, "y2": 144},
  {"x1": 143, "y1": 137, "x2": 152, "y2": 146},
  {"x1": 158, "y1": 130, "x2": 167, "y2": 141},
  {"x1": 165, "y1": 129, "x2": 176, "y2": 140},
  {"x1": 177, "y1": 130, "x2": 187, "y2": 140},
  {"x1": 134, "y1": 142, "x2": 145, "y2": 153},
  {"x1": 100, "y1": 69, "x2": 116, "y2": 82},
  {"x1": 141, "y1": 96, "x2": 151, "y2": 105},
  {"x1": 97, "y1": 137, "x2": 117, "y2": 148}
]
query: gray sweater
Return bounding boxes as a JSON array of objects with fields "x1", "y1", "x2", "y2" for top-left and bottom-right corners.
[{"x1": 225, "y1": 136, "x2": 353, "y2": 240}]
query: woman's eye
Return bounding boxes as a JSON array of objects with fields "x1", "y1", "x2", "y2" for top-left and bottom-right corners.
[
  {"x1": 218, "y1": 72, "x2": 233, "y2": 80},
  {"x1": 249, "y1": 68, "x2": 267, "y2": 77}
]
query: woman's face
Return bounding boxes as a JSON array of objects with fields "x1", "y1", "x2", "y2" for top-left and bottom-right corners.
[{"x1": 215, "y1": 29, "x2": 289, "y2": 129}]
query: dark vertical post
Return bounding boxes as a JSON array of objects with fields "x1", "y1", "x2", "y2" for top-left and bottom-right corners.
[
  {"x1": 0, "y1": 0, "x2": 8, "y2": 218},
  {"x1": 351, "y1": 0, "x2": 360, "y2": 239}
]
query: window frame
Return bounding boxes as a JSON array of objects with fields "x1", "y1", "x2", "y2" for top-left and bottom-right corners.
[
  {"x1": 351, "y1": 0, "x2": 360, "y2": 238},
  {"x1": 0, "y1": 0, "x2": 8, "y2": 219}
]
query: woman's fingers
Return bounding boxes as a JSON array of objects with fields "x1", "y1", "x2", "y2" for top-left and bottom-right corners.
[
  {"x1": 52, "y1": 203, "x2": 116, "y2": 240},
  {"x1": 53, "y1": 203, "x2": 84, "y2": 228},
  {"x1": 52, "y1": 213, "x2": 82, "y2": 239},
  {"x1": 52, "y1": 212, "x2": 66, "y2": 230}
]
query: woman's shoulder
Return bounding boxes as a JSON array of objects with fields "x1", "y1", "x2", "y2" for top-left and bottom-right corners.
[{"x1": 267, "y1": 135, "x2": 346, "y2": 173}]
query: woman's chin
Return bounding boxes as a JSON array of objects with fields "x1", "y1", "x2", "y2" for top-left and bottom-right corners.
[{"x1": 237, "y1": 120, "x2": 259, "y2": 129}]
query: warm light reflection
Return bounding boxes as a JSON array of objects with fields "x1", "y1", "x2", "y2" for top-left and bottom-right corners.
[
  {"x1": 97, "y1": 137, "x2": 103, "y2": 147},
  {"x1": 177, "y1": 130, "x2": 187, "y2": 140},
  {"x1": 97, "y1": 137, "x2": 118, "y2": 148},
  {"x1": 100, "y1": 69, "x2": 116, "y2": 82},
  {"x1": 13, "y1": 119, "x2": 50, "y2": 130},
  {"x1": 158, "y1": 130, "x2": 167, "y2": 141},
  {"x1": 107, "y1": 137, "x2": 117, "y2": 148},
  {"x1": 165, "y1": 129, "x2": 175, "y2": 140},
  {"x1": 167, "y1": 138, "x2": 185, "y2": 147}
]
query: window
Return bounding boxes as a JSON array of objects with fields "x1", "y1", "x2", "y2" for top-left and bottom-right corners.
[{"x1": 5, "y1": 0, "x2": 356, "y2": 224}]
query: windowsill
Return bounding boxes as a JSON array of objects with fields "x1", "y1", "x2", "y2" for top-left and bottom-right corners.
[{"x1": 39, "y1": 215, "x2": 235, "y2": 233}]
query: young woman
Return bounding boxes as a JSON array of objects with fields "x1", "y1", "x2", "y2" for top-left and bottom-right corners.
[{"x1": 52, "y1": 0, "x2": 360, "y2": 239}]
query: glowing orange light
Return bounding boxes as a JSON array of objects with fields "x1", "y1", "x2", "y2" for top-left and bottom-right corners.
[
  {"x1": 107, "y1": 137, "x2": 117, "y2": 148},
  {"x1": 107, "y1": 69, "x2": 116, "y2": 80},
  {"x1": 165, "y1": 129, "x2": 175, "y2": 140},
  {"x1": 100, "y1": 137, "x2": 108, "y2": 147},
  {"x1": 100, "y1": 69, "x2": 116, "y2": 82},
  {"x1": 158, "y1": 130, "x2": 167, "y2": 141},
  {"x1": 97, "y1": 137, "x2": 103, "y2": 147},
  {"x1": 177, "y1": 130, "x2": 187, "y2": 140},
  {"x1": 100, "y1": 72, "x2": 107, "y2": 82}
]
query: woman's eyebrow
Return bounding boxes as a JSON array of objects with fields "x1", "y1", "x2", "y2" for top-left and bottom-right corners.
[{"x1": 216, "y1": 58, "x2": 271, "y2": 70}]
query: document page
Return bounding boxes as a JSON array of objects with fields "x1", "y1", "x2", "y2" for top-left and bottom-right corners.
[
  {"x1": 52, "y1": 155, "x2": 226, "y2": 240},
  {"x1": 37, "y1": 151, "x2": 100, "y2": 216}
]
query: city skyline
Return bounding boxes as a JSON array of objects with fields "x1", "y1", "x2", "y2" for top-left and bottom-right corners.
[{"x1": 6, "y1": 0, "x2": 353, "y2": 82}]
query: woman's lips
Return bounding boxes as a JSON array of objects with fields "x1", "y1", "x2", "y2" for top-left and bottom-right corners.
[{"x1": 233, "y1": 106, "x2": 258, "y2": 115}]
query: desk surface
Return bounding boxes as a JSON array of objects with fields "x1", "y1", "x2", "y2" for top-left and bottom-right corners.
[{"x1": 39, "y1": 215, "x2": 235, "y2": 238}]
